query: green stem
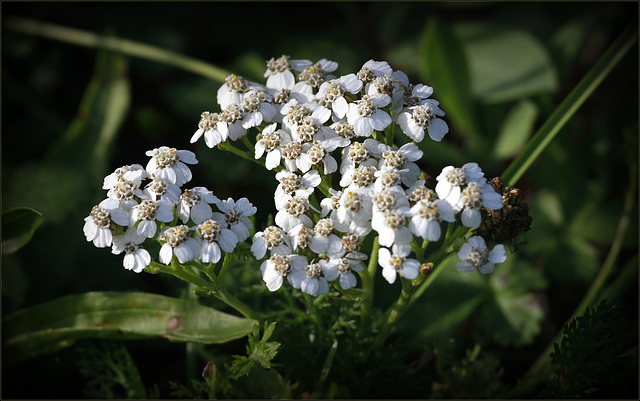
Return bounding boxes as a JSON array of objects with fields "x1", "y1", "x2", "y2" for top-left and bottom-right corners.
[
  {"x1": 217, "y1": 253, "x2": 233, "y2": 280},
  {"x1": 512, "y1": 163, "x2": 637, "y2": 397},
  {"x1": 218, "y1": 141, "x2": 256, "y2": 163},
  {"x1": 359, "y1": 236, "x2": 380, "y2": 329},
  {"x1": 214, "y1": 286, "x2": 260, "y2": 321},
  {"x1": 310, "y1": 340, "x2": 339, "y2": 398},
  {"x1": 373, "y1": 277, "x2": 414, "y2": 348},
  {"x1": 501, "y1": 22, "x2": 638, "y2": 187},
  {"x1": 5, "y1": 17, "x2": 230, "y2": 83},
  {"x1": 150, "y1": 260, "x2": 213, "y2": 289}
]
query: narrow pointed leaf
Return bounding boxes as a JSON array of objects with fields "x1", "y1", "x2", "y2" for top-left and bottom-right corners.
[{"x1": 3, "y1": 291, "x2": 259, "y2": 363}]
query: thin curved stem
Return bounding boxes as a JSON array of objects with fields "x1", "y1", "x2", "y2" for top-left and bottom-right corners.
[{"x1": 5, "y1": 17, "x2": 230, "y2": 83}]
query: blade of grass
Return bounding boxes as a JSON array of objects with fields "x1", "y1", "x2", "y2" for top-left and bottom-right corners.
[
  {"x1": 5, "y1": 17, "x2": 230, "y2": 83},
  {"x1": 501, "y1": 22, "x2": 637, "y2": 187},
  {"x1": 512, "y1": 162, "x2": 637, "y2": 396}
]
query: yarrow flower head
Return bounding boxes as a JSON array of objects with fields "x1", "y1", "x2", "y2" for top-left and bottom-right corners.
[
  {"x1": 456, "y1": 235, "x2": 507, "y2": 274},
  {"x1": 145, "y1": 146, "x2": 198, "y2": 187}
]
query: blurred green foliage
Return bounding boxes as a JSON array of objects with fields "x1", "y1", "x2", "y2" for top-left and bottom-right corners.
[{"x1": 2, "y1": 2, "x2": 637, "y2": 398}]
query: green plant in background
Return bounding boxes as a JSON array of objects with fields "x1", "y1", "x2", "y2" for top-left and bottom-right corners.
[{"x1": 2, "y1": 4, "x2": 637, "y2": 399}]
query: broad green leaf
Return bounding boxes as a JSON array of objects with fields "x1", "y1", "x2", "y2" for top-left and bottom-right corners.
[
  {"x1": 493, "y1": 99, "x2": 538, "y2": 159},
  {"x1": 478, "y1": 256, "x2": 546, "y2": 347},
  {"x1": 3, "y1": 291, "x2": 259, "y2": 364},
  {"x1": 477, "y1": 291, "x2": 544, "y2": 347},
  {"x1": 420, "y1": 18, "x2": 481, "y2": 147},
  {"x1": 534, "y1": 189, "x2": 564, "y2": 226},
  {"x1": 2, "y1": 207, "x2": 44, "y2": 254},
  {"x1": 399, "y1": 255, "x2": 488, "y2": 344},
  {"x1": 455, "y1": 23, "x2": 558, "y2": 104}
]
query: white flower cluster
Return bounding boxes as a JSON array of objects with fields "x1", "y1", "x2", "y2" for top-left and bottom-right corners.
[
  {"x1": 83, "y1": 146, "x2": 256, "y2": 272},
  {"x1": 190, "y1": 55, "x2": 508, "y2": 297}
]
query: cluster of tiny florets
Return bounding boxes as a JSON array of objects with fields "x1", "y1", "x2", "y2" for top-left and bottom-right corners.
[
  {"x1": 188, "y1": 55, "x2": 514, "y2": 296},
  {"x1": 83, "y1": 147, "x2": 256, "y2": 272}
]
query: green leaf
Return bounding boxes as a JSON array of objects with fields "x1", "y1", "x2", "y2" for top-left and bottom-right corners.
[
  {"x1": 493, "y1": 99, "x2": 538, "y2": 159},
  {"x1": 230, "y1": 322, "x2": 281, "y2": 380},
  {"x1": 419, "y1": 18, "x2": 481, "y2": 146},
  {"x1": 478, "y1": 292, "x2": 544, "y2": 347},
  {"x1": 478, "y1": 258, "x2": 546, "y2": 347},
  {"x1": 399, "y1": 255, "x2": 488, "y2": 344},
  {"x1": 3, "y1": 291, "x2": 259, "y2": 364},
  {"x1": 501, "y1": 22, "x2": 637, "y2": 186},
  {"x1": 455, "y1": 23, "x2": 558, "y2": 104},
  {"x1": 2, "y1": 207, "x2": 44, "y2": 254}
]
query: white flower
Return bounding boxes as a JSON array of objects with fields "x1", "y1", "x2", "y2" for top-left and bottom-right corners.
[
  {"x1": 290, "y1": 259, "x2": 339, "y2": 297},
  {"x1": 316, "y1": 74, "x2": 363, "y2": 120},
  {"x1": 378, "y1": 244, "x2": 420, "y2": 284},
  {"x1": 335, "y1": 188, "x2": 373, "y2": 236},
  {"x1": 111, "y1": 227, "x2": 152, "y2": 273},
  {"x1": 217, "y1": 104, "x2": 249, "y2": 141},
  {"x1": 145, "y1": 146, "x2": 198, "y2": 187},
  {"x1": 280, "y1": 140, "x2": 308, "y2": 172},
  {"x1": 260, "y1": 253, "x2": 308, "y2": 292},
  {"x1": 158, "y1": 225, "x2": 201, "y2": 265},
  {"x1": 178, "y1": 187, "x2": 220, "y2": 224},
  {"x1": 143, "y1": 178, "x2": 182, "y2": 204},
  {"x1": 455, "y1": 182, "x2": 504, "y2": 228},
  {"x1": 339, "y1": 139, "x2": 382, "y2": 175},
  {"x1": 298, "y1": 140, "x2": 339, "y2": 175},
  {"x1": 105, "y1": 178, "x2": 146, "y2": 211},
  {"x1": 270, "y1": 88, "x2": 312, "y2": 122},
  {"x1": 435, "y1": 163, "x2": 485, "y2": 207},
  {"x1": 409, "y1": 199, "x2": 455, "y2": 241},
  {"x1": 396, "y1": 100, "x2": 448, "y2": 142},
  {"x1": 83, "y1": 199, "x2": 129, "y2": 248},
  {"x1": 191, "y1": 111, "x2": 227, "y2": 148},
  {"x1": 217, "y1": 74, "x2": 262, "y2": 109},
  {"x1": 130, "y1": 199, "x2": 175, "y2": 238},
  {"x1": 103, "y1": 164, "x2": 147, "y2": 190},
  {"x1": 309, "y1": 218, "x2": 343, "y2": 255},
  {"x1": 264, "y1": 54, "x2": 312, "y2": 90},
  {"x1": 274, "y1": 170, "x2": 321, "y2": 211},
  {"x1": 372, "y1": 187, "x2": 411, "y2": 216},
  {"x1": 377, "y1": 142, "x2": 423, "y2": 187},
  {"x1": 255, "y1": 123, "x2": 292, "y2": 170},
  {"x1": 456, "y1": 236, "x2": 507, "y2": 274},
  {"x1": 241, "y1": 90, "x2": 276, "y2": 128},
  {"x1": 195, "y1": 219, "x2": 238, "y2": 264},
  {"x1": 329, "y1": 232, "x2": 367, "y2": 261},
  {"x1": 340, "y1": 164, "x2": 377, "y2": 190},
  {"x1": 212, "y1": 197, "x2": 257, "y2": 242},
  {"x1": 275, "y1": 196, "x2": 314, "y2": 232},
  {"x1": 405, "y1": 180, "x2": 438, "y2": 203},
  {"x1": 357, "y1": 60, "x2": 394, "y2": 84},
  {"x1": 251, "y1": 225, "x2": 292, "y2": 259},
  {"x1": 288, "y1": 223, "x2": 314, "y2": 252},
  {"x1": 346, "y1": 94, "x2": 392, "y2": 137},
  {"x1": 293, "y1": 58, "x2": 339, "y2": 94},
  {"x1": 371, "y1": 208, "x2": 412, "y2": 248},
  {"x1": 323, "y1": 255, "x2": 365, "y2": 290}
]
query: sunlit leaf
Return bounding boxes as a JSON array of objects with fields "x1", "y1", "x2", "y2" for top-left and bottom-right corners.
[
  {"x1": 455, "y1": 23, "x2": 558, "y2": 104},
  {"x1": 3, "y1": 291, "x2": 259, "y2": 364},
  {"x1": 2, "y1": 207, "x2": 44, "y2": 254},
  {"x1": 493, "y1": 99, "x2": 538, "y2": 159}
]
